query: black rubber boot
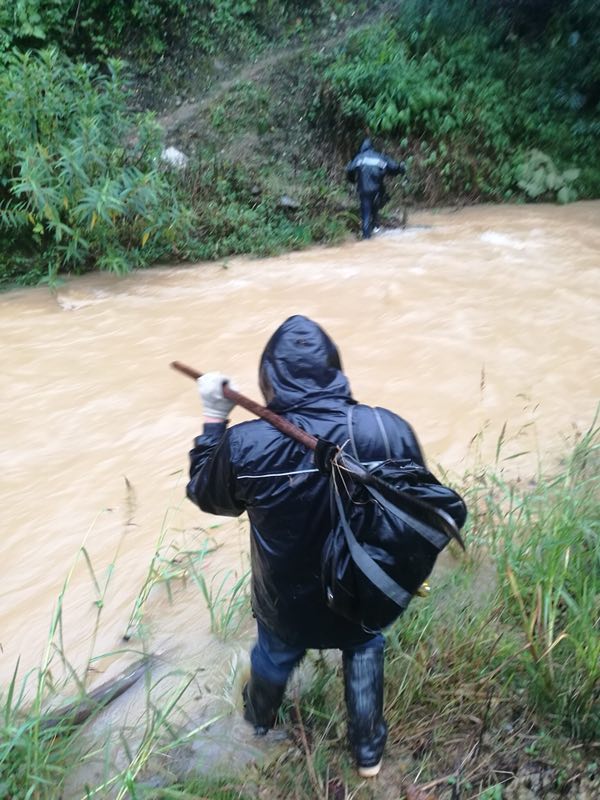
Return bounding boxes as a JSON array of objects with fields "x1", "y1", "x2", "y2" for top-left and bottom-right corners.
[
  {"x1": 242, "y1": 671, "x2": 286, "y2": 736},
  {"x1": 343, "y1": 646, "x2": 388, "y2": 774}
]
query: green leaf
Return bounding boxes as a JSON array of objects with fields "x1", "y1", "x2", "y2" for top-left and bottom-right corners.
[{"x1": 557, "y1": 186, "x2": 573, "y2": 204}]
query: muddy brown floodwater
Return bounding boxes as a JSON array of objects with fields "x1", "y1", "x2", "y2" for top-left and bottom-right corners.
[{"x1": 1, "y1": 202, "x2": 599, "y2": 789}]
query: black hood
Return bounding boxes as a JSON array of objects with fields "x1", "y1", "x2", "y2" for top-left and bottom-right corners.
[
  {"x1": 359, "y1": 137, "x2": 373, "y2": 153},
  {"x1": 258, "y1": 315, "x2": 352, "y2": 411}
]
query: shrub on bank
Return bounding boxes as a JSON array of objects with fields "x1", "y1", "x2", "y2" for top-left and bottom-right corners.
[
  {"x1": 0, "y1": 1, "x2": 381, "y2": 62},
  {"x1": 317, "y1": 0, "x2": 600, "y2": 203},
  {"x1": 0, "y1": 49, "x2": 348, "y2": 288},
  {"x1": 0, "y1": 49, "x2": 193, "y2": 286},
  {"x1": 1, "y1": 425, "x2": 598, "y2": 796}
]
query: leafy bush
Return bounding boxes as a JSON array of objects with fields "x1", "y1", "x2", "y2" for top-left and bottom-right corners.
[
  {"x1": 0, "y1": 45, "x2": 348, "y2": 290},
  {"x1": 0, "y1": 0, "x2": 67, "y2": 53},
  {"x1": 176, "y1": 158, "x2": 347, "y2": 261},
  {"x1": 0, "y1": 49, "x2": 192, "y2": 285},
  {"x1": 317, "y1": 0, "x2": 600, "y2": 202},
  {"x1": 0, "y1": 1, "x2": 379, "y2": 61},
  {"x1": 516, "y1": 149, "x2": 580, "y2": 203}
]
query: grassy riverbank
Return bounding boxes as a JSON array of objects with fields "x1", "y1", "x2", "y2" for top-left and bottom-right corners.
[
  {"x1": 1, "y1": 1, "x2": 599, "y2": 287},
  {"x1": 2, "y1": 424, "x2": 598, "y2": 798}
]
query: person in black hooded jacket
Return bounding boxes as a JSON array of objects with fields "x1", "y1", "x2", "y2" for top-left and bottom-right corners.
[
  {"x1": 186, "y1": 315, "x2": 425, "y2": 777},
  {"x1": 346, "y1": 137, "x2": 406, "y2": 239}
]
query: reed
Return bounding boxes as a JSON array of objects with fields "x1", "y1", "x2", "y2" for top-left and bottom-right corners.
[
  {"x1": 122, "y1": 481, "x2": 226, "y2": 643},
  {"x1": 485, "y1": 422, "x2": 600, "y2": 740},
  {"x1": 192, "y1": 422, "x2": 598, "y2": 799},
  {"x1": 81, "y1": 672, "x2": 224, "y2": 800},
  {"x1": 2, "y1": 426, "x2": 597, "y2": 798},
  {"x1": 186, "y1": 562, "x2": 252, "y2": 641},
  {"x1": 0, "y1": 512, "x2": 106, "y2": 798},
  {"x1": 0, "y1": 493, "x2": 232, "y2": 798},
  {"x1": 123, "y1": 535, "x2": 218, "y2": 641}
]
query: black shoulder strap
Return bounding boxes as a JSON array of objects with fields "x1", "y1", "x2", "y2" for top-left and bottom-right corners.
[
  {"x1": 373, "y1": 407, "x2": 391, "y2": 460},
  {"x1": 346, "y1": 404, "x2": 391, "y2": 461},
  {"x1": 332, "y1": 482, "x2": 412, "y2": 611},
  {"x1": 346, "y1": 404, "x2": 359, "y2": 458}
]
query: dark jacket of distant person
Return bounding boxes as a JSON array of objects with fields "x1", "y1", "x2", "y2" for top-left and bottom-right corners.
[{"x1": 345, "y1": 137, "x2": 405, "y2": 196}]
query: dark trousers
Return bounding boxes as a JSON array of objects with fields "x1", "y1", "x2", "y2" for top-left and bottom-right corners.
[
  {"x1": 249, "y1": 622, "x2": 387, "y2": 766},
  {"x1": 359, "y1": 191, "x2": 380, "y2": 239},
  {"x1": 250, "y1": 621, "x2": 385, "y2": 685}
]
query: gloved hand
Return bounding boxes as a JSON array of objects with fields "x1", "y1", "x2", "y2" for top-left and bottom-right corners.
[{"x1": 197, "y1": 372, "x2": 237, "y2": 420}]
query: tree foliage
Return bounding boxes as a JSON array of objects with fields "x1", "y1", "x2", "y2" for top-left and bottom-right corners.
[
  {"x1": 0, "y1": 0, "x2": 599, "y2": 285},
  {"x1": 0, "y1": 49, "x2": 193, "y2": 283},
  {"x1": 0, "y1": 0, "x2": 368, "y2": 59},
  {"x1": 318, "y1": 0, "x2": 600, "y2": 202}
]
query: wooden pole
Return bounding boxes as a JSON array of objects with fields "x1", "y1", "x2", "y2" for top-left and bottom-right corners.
[{"x1": 170, "y1": 361, "x2": 318, "y2": 451}]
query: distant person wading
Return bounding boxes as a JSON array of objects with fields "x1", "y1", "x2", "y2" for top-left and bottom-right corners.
[{"x1": 346, "y1": 138, "x2": 406, "y2": 239}]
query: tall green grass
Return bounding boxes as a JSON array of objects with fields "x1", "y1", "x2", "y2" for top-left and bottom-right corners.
[
  {"x1": 186, "y1": 563, "x2": 251, "y2": 641},
  {"x1": 2, "y1": 427, "x2": 597, "y2": 797},
  {"x1": 0, "y1": 493, "x2": 247, "y2": 797},
  {"x1": 0, "y1": 512, "x2": 108, "y2": 798},
  {"x1": 484, "y1": 425, "x2": 600, "y2": 740},
  {"x1": 210, "y1": 423, "x2": 599, "y2": 799}
]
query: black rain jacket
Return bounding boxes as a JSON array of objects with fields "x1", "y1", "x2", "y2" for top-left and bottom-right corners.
[
  {"x1": 186, "y1": 315, "x2": 425, "y2": 649},
  {"x1": 346, "y1": 138, "x2": 404, "y2": 196}
]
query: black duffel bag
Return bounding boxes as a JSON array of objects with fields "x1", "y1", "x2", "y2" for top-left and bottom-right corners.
[{"x1": 319, "y1": 407, "x2": 467, "y2": 631}]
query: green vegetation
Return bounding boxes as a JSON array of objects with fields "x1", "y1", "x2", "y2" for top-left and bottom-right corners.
[
  {"x1": 0, "y1": 45, "x2": 348, "y2": 287},
  {"x1": 0, "y1": 0, "x2": 599, "y2": 287},
  {"x1": 0, "y1": 49, "x2": 192, "y2": 286},
  {"x1": 0, "y1": 517, "x2": 105, "y2": 799},
  {"x1": 319, "y1": 0, "x2": 600, "y2": 205},
  {"x1": 485, "y1": 445, "x2": 600, "y2": 741},
  {"x1": 124, "y1": 522, "x2": 251, "y2": 642},
  {"x1": 1, "y1": 666, "x2": 78, "y2": 800},
  {"x1": 0, "y1": 1, "x2": 375, "y2": 62},
  {"x1": 0, "y1": 501, "x2": 250, "y2": 799},
  {"x1": 188, "y1": 563, "x2": 251, "y2": 640},
  {"x1": 1, "y1": 425, "x2": 598, "y2": 797}
]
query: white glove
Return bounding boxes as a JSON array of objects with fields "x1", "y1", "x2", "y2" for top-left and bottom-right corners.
[{"x1": 197, "y1": 372, "x2": 237, "y2": 420}]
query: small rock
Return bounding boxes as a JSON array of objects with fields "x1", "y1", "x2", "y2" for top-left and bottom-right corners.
[{"x1": 279, "y1": 195, "x2": 300, "y2": 210}]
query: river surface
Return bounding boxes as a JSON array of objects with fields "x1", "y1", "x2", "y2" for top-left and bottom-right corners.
[{"x1": 1, "y1": 202, "x2": 599, "y2": 773}]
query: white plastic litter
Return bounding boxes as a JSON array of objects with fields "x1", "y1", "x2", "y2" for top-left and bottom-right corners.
[{"x1": 160, "y1": 146, "x2": 189, "y2": 170}]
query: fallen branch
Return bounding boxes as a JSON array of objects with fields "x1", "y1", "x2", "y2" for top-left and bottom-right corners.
[{"x1": 40, "y1": 656, "x2": 152, "y2": 732}]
